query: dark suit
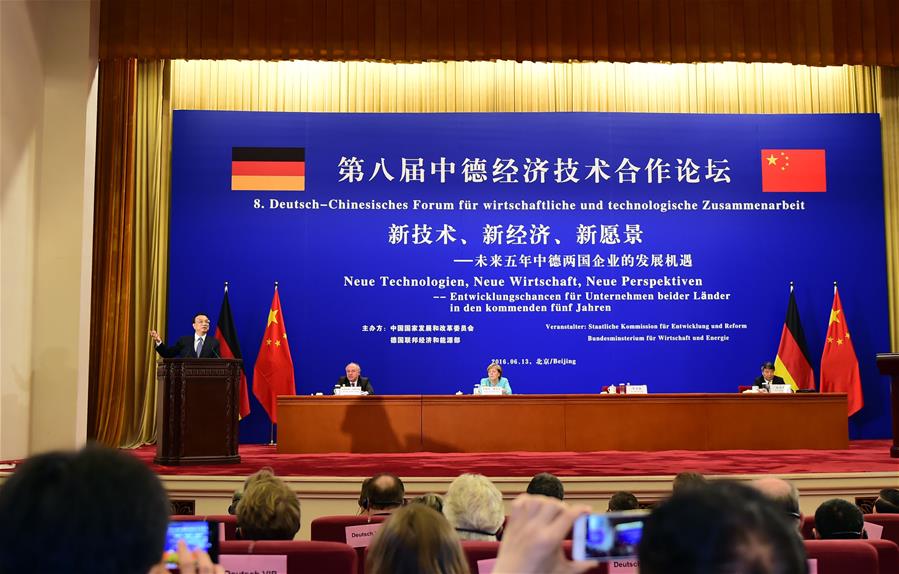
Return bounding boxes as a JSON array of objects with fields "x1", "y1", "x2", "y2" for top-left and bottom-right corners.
[
  {"x1": 753, "y1": 375, "x2": 786, "y2": 389},
  {"x1": 336, "y1": 376, "x2": 374, "y2": 394},
  {"x1": 155, "y1": 335, "x2": 221, "y2": 359}
]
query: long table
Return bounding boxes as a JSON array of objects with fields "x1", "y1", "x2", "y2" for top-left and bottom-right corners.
[{"x1": 275, "y1": 393, "x2": 849, "y2": 454}]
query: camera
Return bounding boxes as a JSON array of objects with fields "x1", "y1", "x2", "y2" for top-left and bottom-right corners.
[{"x1": 571, "y1": 511, "x2": 648, "y2": 561}]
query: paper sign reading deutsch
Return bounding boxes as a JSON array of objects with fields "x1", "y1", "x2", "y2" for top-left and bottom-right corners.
[
  {"x1": 345, "y1": 522, "x2": 382, "y2": 547},
  {"x1": 220, "y1": 554, "x2": 287, "y2": 574},
  {"x1": 864, "y1": 521, "x2": 884, "y2": 540},
  {"x1": 609, "y1": 559, "x2": 639, "y2": 574}
]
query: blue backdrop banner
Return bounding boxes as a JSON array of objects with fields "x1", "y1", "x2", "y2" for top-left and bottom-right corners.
[{"x1": 169, "y1": 111, "x2": 890, "y2": 443}]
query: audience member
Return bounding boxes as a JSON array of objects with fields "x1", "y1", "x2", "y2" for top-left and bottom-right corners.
[
  {"x1": 751, "y1": 477, "x2": 803, "y2": 531},
  {"x1": 874, "y1": 488, "x2": 899, "y2": 514},
  {"x1": 412, "y1": 493, "x2": 445, "y2": 514},
  {"x1": 814, "y1": 498, "x2": 866, "y2": 539},
  {"x1": 228, "y1": 465, "x2": 275, "y2": 514},
  {"x1": 526, "y1": 472, "x2": 565, "y2": 500},
  {"x1": 671, "y1": 471, "x2": 707, "y2": 494},
  {"x1": 493, "y1": 494, "x2": 592, "y2": 574},
  {"x1": 607, "y1": 491, "x2": 640, "y2": 512},
  {"x1": 444, "y1": 473, "x2": 505, "y2": 541},
  {"x1": 366, "y1": 503, "x2": 469, "y2": 574},
  {"x1": 0, "y1": 445, "x2": 223, "y2": 574},
  {"x1": 359, "y1": 472, "x2": 406, "y2": 517},
  {"x1": 236, "y1": 468, "x2": 301, "y2": 540},
  {"x1": 638, "y1": 481, "x2": 807, "y2": 574}
]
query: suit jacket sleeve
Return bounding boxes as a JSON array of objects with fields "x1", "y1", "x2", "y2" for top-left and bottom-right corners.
[
  {"x1": 362, "y1": 378, "x2": 374, "y2": 394},
  {"x1": 155, "y1": 336, "x2": 190, "y2": 358}
]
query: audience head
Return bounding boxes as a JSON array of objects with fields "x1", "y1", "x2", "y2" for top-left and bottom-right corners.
[
  {"x1": 360, "y1": 472, "x2": 405, "y2": 514},
  {"x1": 814, "y1": 498, "x2": 865, "y2": 539},
  {"x1": 366, "y1": 503, "x2": 470, "y2": 574},
  {"x1": 874, "y1": 488, "x2": 899, "y2": 514},
  {"x1": 751, "y1": 477, "x2": 802, "y2": 530},
  {"x1": 526, "y1": 472, "x2": 564, "y2": 500},
  {"x1": 639, "y1": 480, "x2": 806, "y2": 574},
  {"x1": 444, "y1": 473, "x2": 505, "y2": 541},
  {"x1": 0, "y1": 445, "x2": 170, "y2": 574},
  {"x1": 672, "y1": 471, "x2": 707, "y2": 494},
  {"x1": 236, "y1": 468, "x2": 301, "y2": 540},
  {"x1": 412, "y1": 493, "x2": 445, "y2": 514},
  {"x1": 607, "y1": 491, "x2": 640, "y2": 512}
]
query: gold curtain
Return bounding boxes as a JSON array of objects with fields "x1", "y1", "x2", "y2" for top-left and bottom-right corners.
[
  {"x1": 88, "y1": 58, "x2": 136, "y2": 446},
  {"x1": 106, "y1": 59, "x2": 897, "y2": 446}
]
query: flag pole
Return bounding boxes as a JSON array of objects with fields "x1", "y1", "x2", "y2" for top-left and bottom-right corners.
[
  {"x1": 269, "y1": 280, "x2": 279, "y2": 446},
  {"x1": 833, "y1": 280, "x2": 837, "y2": 295},
  {"x1": 789, "y1": 280, "x2": 794, "y2": 292},
  {"x1": 224, "y1": 280, "x2": 229, "y2": 293}
]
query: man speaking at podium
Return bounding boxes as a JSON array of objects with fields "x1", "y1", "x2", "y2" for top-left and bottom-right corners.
[{"x1": 149, "y1": 313, "x2": 221, "y2": 358}]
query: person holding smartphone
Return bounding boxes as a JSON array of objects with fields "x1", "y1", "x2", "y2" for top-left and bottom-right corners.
[{"x1": 480, "y1": 363, "x2": 512, "y2": 395}]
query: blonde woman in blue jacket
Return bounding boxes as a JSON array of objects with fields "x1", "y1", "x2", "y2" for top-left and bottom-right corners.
[{"x1": 479, "y1": 362, "x2": 512, "y2": 394}]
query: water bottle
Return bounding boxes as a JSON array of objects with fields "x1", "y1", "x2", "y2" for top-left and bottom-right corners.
[{"x1": 473, "y1": 383, "x2": 481, "y2": 395}]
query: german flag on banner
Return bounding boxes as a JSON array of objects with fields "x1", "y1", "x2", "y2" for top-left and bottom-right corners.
[
  {"x1": 232, "y1": 147, "x2": 305, "y2": 191},
  {"x1": 774, "y1": 287, "x2": 816, "y2": 390}
]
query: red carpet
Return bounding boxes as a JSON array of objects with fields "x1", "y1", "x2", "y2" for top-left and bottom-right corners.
[{"x1": 121, "y1": 440, "x2": 898, "y2": 477}]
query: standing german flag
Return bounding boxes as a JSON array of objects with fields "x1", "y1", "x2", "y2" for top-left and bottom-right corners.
[
  {"x1": 232, "y1": 147, "x2": 305, "y2": 191},
  {"x1": 820, "y1": 284, "x2": 863, "y2": 416},
  {"x1": 774, "y1": 284, "x2": 815, "y2": 390},
  {"x1": 214, "y1": 283, "x2": 251, "y2": 419}
]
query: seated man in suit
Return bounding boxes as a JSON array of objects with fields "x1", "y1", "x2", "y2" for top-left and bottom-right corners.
[
  {"x1": 150, "y1": 313, "x2": 220, "y2": 358},
  {"x1": 753, "y1": 361, "x2": 785, "y2": 392},
  {"x1": 336, "y1": 362, "x2": 374, "y2": 394}
]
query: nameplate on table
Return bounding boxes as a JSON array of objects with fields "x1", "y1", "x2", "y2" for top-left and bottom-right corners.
[
  {"x1": 625, "y1": 385, "x2": 648, "y2": 395},
  {"x1": 220, "y1": 554, "x2": 287, "y2": 574},
  {"x1": 345, "y1": 522, "x2": 382, "y2": 547},
  {"x1": 609, "y1": 559, "x2": 639, "y2": 574},
  {"x1": 479, "y1": 385, "x2": 504, "y2": 396},
  {"x1": 864, "y1": 521, "x2": 884, "y2": 539},
  {"x1": 769, "y1": 384, "x2": 793, "y2": 394},
  {"x1": 477, "y1": 558, "x2": 496, "y2": 574},
  {"x1": 335, "y1": 385, "x2": 364, "y2": 396}
]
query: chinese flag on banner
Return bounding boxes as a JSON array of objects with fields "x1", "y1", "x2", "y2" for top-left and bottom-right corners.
[
  {"x1": 761, "y1": 149, "x2": 827, "y2": 192},
  {"x1": 214, "y1": 284, "x2": 251, "y2": 419},
  {"x1": 820, "y1": 287, "x2": 863, "y2": 416},
  {"x1": 253, "y1": 286, "x2": 296, "y2": 423}
]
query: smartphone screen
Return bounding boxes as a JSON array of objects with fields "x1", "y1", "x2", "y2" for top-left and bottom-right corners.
[
  {"x1": 571, "y1": 511, "x2": 648, "y2": 561},
  {"x1": 163, "y1": 520, "x2": 219, "y2": 569}
]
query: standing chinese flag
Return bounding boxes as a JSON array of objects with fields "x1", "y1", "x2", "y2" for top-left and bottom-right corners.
[
  {"x1": 774, "y1": 286, "x2": 815, "y2": 390},
  {"x1": 214, "y1": 283, "x2": 251, "y2": 419},
  {"x1": 820, "y1": 286, "x2": 863, "y2": 416},
  {"x1": 253, "y1": 284, "x2": 296, "y2": 423}
]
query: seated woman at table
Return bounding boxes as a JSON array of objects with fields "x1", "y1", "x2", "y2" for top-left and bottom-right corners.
[{"x1": 479, "y1": 363, "x2": 512, "y2": 395}]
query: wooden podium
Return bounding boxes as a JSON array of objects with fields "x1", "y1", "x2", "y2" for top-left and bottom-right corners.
[
  {"x1": 876, "y1": 353, "x2": 899, "y2": 458},
  {"x1": 154, "y1": 358, "x2": 241, "y2": 465}
]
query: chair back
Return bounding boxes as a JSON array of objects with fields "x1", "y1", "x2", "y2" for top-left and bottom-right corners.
[
  {"x1": 460, "y1": 540, "x2": 500, "y2": 574},
  {"x1": 865, "y1": 514, "x2": 899, "y2": 547},
  {"x1": 804, "y1": 539, "x2": 879, "y2": 574},
  {"x1": 865, "y1": 539, "x2": 899, "y2": 574},
  {"x1": 560, "y1": 540, "x2": 606, "y2": 574},
  {"x1": 220, "y1": 540, "x2": 357, "y2": 574}
]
